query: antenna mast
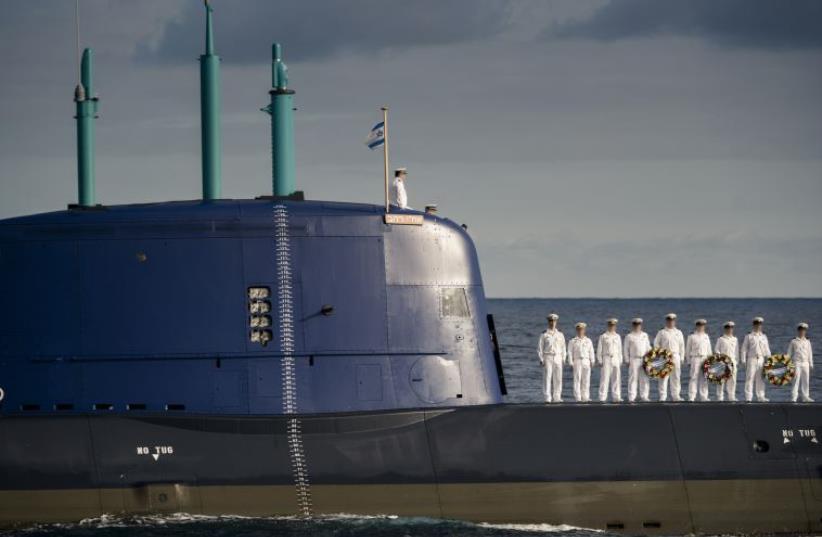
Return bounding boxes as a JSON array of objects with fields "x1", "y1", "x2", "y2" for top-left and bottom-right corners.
[
  {"x1": 73, "y1": 0, "x2": 98, "y2": 207},
  {"x1": 74, "y1": 0, "x2": 84, "y2": 100},
  {"x1": 200, "y1": 0, "x2": 222, "y2": 200},
  {"x1": 266, "y1": 43, "x2": 296, "y2": 197}
]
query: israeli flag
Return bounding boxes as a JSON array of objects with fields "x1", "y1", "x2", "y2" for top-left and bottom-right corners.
[{"x1": 365, "y1": 121, "x2": 385, "y2": 150}]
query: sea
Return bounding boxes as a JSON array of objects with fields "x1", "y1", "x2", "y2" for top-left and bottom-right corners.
[{"x1": 4, "y1": 298, "x2": 820, "y2": 537}]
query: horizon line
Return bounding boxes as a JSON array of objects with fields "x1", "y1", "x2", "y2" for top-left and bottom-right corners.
[{"x1": 487, "y1": 296, "x2": 822, "y2": 300}]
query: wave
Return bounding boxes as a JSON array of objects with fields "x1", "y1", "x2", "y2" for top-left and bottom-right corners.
[
  {"x1": 5, "y1": 512, "x2": 605, "y2": 537},
  {"x1": 478, "y1": 522, "x2": 601, "y2": 533}
]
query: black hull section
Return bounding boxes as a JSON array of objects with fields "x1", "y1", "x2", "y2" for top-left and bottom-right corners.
[{"x1": 2, "y1": 403, "x2": 821, "y2": 533}]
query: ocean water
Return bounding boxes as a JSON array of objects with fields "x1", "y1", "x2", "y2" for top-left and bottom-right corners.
[
  {"x1": 3, "y1": 299, "x2": 820, "y2": 537},
  {"x1": 4, "y1": 515, "x2": 603, "y2": 537},
  {"x1": 490, "y1": 298, "x2": 822, "y2": 403}
]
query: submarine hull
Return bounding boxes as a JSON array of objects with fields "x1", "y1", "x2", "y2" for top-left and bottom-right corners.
[{"x1": 2, "y1": 403, "x2": 821, "y2": 533}]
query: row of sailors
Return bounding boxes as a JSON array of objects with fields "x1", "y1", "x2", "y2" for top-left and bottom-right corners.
[{"x1": 537, "y1": 313, "x2": 814, "y2": 404}]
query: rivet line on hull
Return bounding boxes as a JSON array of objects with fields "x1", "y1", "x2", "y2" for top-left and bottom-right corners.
[{"x1": 274, "y1": 204, "x2": 313, "y2": 517}]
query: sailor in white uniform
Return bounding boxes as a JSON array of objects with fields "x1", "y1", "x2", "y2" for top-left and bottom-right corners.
[
  {"x1": 714, "y1": 321, "x2": 739, "y2": 402},
  {"x1": 741, "y1": 317, "x2": 771, "y2": 402},
  {"x1": 537, "y1": 313, "x2": 566, "y2": 403},
  {"x1": 597, "y1": 318, "x2": 623, "y2": 402},
  {"x1": 788, "y1": 323, "x2": 813, "y2": 403},
  {"x1": 624, "y1": 318, "x2": 651, "y2": 402},
  {"x1": 393, "y1": 167, "x2": 408, "y2": 209},
  {"x1": 686, "y1": 319, "x2": 712, "y2": 402},
  {"x1": 568, "y1": 322, "x2": 595, "y2": 402},
  {"x1": 654, "y1": 313, "x2": 685, "y2": 402}
]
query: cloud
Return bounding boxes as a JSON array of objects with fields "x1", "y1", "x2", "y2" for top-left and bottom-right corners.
[
  {"x1": 139, "y1": 0, "x2": 513, "y2": 64},
  {"x1": 543, "y1": 0, "x2": 822, "y2": 49}
]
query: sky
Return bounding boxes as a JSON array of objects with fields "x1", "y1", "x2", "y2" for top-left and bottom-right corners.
[{"x1": 0, "y1": 0, "x2": 821, "y2": 297}]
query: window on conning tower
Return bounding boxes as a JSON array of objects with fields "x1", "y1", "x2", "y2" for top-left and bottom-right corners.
[
  {"x1": 248, "y1": 286, "x2": 273, "y2": 346},
  {"x1": 441, "y1": 287, "x2": 470, "y2": 318}
]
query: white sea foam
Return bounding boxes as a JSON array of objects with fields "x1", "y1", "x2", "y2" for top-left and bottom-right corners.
[
  {"x1": 6, "y1": 512, "x2": 603, "y2": 535},
  {"x1": 478, "y1": 522, "x2": 602, "y2": 533}
]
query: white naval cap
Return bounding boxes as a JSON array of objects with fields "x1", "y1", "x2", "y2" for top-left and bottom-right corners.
[
  {"x1": 798, "y1": 322, "x2": 809, "y2": 330},
  {"x1": 632, "y1": 317, "x2": 643, "y2": 325},
  {"x1": 395, "y1": 167, "x2": 408, "y2": 174},
  {"x1": 575, "y1": 322, "x2": 587, "y2": 329},
  {"x1": 665, "y1": 313, "x2": 677, "y2": 320},
  {"x1": 547, "y1": 313, "x2": 559, "y2": 321},
  {"x1": 752, "y1": 316, "x2": 765, "y2": 324},
  {"x1": 724, "y1": 321, "x2": 736, "y2": 328},
  {"x1": 695, "y1": 318, "x2": 707, "y2": 326},
  {"x1": 607, "y1": 318, "x2": 618, "y2": 325}
]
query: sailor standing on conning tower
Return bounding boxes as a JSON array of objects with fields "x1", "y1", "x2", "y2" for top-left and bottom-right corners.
[
  {"x1": 654, "y1": 313, "x2": 685, "y2": 402},
  {"x1": 624, "y1": 318, "x2": 651, "y2": 402},
  {"x1": 714, "y1": 321, "x2": 739, "y2": 401},
  {"x1": 393, "y1": 167, "x2": 408, "y2": 209},
  {"x1": 686, "y1": 319, "x2": 712, "y2": 402},
  {"x1": 537, "y1": 313, "x2": 567, "y2": 403},
  {"x1": 597, "y1": 318, "x2": 623, "y2": 402},
  {"x1": 568, "y1": 322, "x2": 595, "y2": 402},
  {"x1": 741, "y1": 316, "x2": 771, "y2": 402},
  {"x1": 788, "y1": 322, "x2": 813, "y2": 403}
]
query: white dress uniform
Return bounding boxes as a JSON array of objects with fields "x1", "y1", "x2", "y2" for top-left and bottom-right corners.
[
  {"x1": 654, "y1": 327, "x2": 686, "y2": 401},
  {"x1": 597, "y1": 331, "x2": 623, "y2": 402},
  {"x1": 741, "y1": 330, "x2": 771, "y2": 402},
  {"x1": 538, "y1": 329, "x2": 567, "y2": 403},
  {"x1": 393, "y1": 177, "x2": 408, "y2": 209},
  {"x1": 686, "y1": 331, "x2": 712, "y2": 402},
  {"x1": 787, "y1": 336, "x2": 813, "y2": 402},
  {"x1": 714, "y1": 335, "x2": 739, "y2": 401},
  {"x1": 624, "y1": 330, "x2": 651, "y2": 402},
  {"x1": 568, "y1": 336, "x2": 595, "y2": 402}
]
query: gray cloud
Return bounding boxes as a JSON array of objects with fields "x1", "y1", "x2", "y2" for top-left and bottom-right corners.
[
  {"x1": 139, "y1": 0, "x2": 513, "y2": 64},
  {"x1": 544, "y1": 0, "x2": 822, "y2": 49}
]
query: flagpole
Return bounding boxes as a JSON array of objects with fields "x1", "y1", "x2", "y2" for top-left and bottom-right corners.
[{"x1": 381, "y1": 106, "x2": 390, "y2": 214}]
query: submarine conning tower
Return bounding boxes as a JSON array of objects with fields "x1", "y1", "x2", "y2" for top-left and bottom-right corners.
[{"x1": 0, "y1": 4, "x2": 505, "y2": 417}]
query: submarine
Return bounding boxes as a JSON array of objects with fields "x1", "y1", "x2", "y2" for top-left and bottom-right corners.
[{"x1": 1, "y1": 4, "x2": 821, "y2": 534}]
